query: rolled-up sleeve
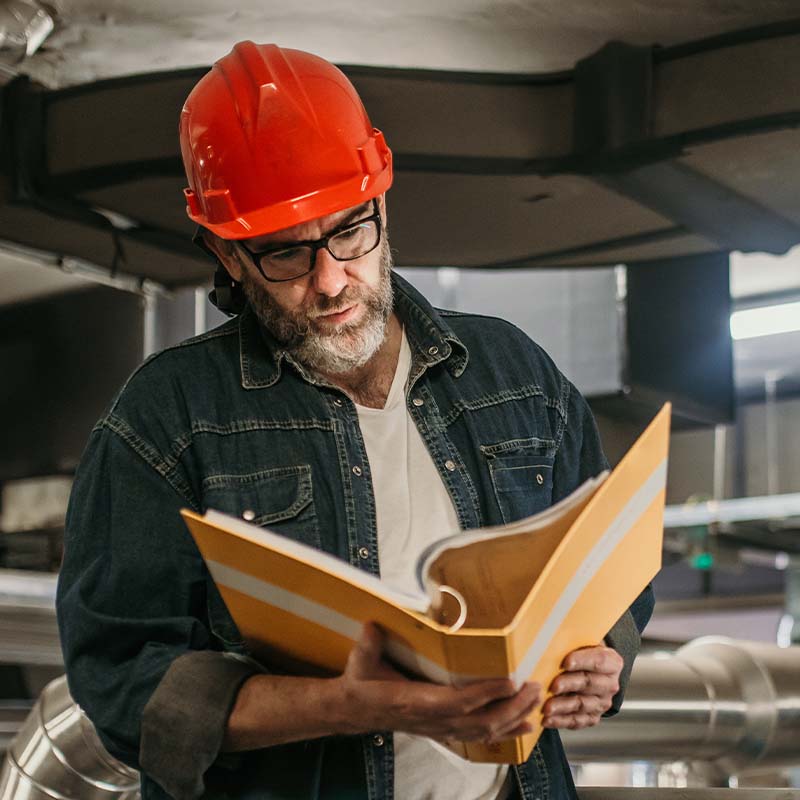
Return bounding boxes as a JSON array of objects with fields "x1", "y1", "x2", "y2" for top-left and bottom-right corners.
[
  {"x1": 141, "y1": 650, "x2": 258, "y2": 799},
  {"x1": 57, "y1": 421, "x2": 259, "y2": 798},
  {"x1": 602, "y1": 584, "x2": 654, "y2": 716}
]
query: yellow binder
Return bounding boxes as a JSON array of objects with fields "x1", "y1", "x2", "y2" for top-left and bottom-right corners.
[{"x1": 182, "y1": 403, "x2": 670, "y2": 764}]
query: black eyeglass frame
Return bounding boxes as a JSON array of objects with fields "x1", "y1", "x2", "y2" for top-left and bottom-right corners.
[{"x1": 235, "y1": 198, "x2": 383, "y2": 283}]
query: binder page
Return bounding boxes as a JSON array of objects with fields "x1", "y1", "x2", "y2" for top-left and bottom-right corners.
[{"x1": 421, "y1": 474, "x2": 605, "y2": 628}]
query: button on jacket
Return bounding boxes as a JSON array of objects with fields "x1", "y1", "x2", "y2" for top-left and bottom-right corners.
[{"x1": 57, "y1": 274, "x2": 654, "y2": 800}]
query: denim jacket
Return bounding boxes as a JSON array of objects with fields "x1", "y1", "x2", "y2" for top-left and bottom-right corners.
[{"x1": 57, "y1": 273, "x2": 654, "y2": 800}]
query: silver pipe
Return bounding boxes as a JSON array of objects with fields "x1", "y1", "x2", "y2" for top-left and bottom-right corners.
[
  {"x1": 562, "y1": 637, "x2": 800, "y2": 773},
  {"x1": 0, "y1": 676, "x2": 140, "y2": 800},
  {"x1": 0, "y1": 570, "x2": 57, "y2": 607},
  {"x1": 764, "y1": 371, "x2": 780, "y2": 497},
  {"x1": 712, "y1": 423, "x2": 727, "y2": 501},
  {"x1": 663, "y1": 492, "x2": 800, "y2": 527},
  {"x1": 0, "y1": 240, "x2": 171, "y2": 300}
]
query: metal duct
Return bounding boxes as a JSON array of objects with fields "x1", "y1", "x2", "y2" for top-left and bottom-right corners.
[
  {"x1": 0, "y1": 675, "x2": 140, "y2": 800},
  {"x1": 562, "y1": 637, "x2": 800, "y2": 773}
]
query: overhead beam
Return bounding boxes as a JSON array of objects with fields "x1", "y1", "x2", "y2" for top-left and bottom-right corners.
[
  {"x1": 597, "y1": 161, "x2": 800, "y2": 254},
  {"x1": 573, "y1": 40, "x2": 800, "y2": 254}
]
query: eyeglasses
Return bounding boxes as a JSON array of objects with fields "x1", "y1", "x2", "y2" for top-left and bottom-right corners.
[{"x1": 236, "y1": 199, "x2": 383, "y2": 283}]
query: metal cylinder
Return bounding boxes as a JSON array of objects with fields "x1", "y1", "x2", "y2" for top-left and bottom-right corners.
[
  {"x1": 562, "y1": 636, "x2": 800, "y2": 772},
  {"x1": 0, "y1": 675, "x2": 140, "y2": 800}
]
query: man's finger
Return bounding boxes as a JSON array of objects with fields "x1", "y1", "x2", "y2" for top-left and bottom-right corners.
[
  {"x1": 485, "y1": 716, "x2": 535, "y2": 743},
  {"x1": 345, "y1": 622, "x2": 385, "y2": 674},
  {"x1": 488, "y1": 696, "x2": 540, "y2": 742},
  {"x1": 359, "y1": 622, "x2": 385, "y2": 652},
  {"x1": 561, "y1": 645, "x2": 623, "y2": 674},
  {"x1": 455, "y1": 679, "x2": 522, "y2": 714},
  {"x1": 549, "y1": 670, "x2": 619, "y2": 697},
  {"x1": 542, "y1": 711, "x2": 602, "y2": 730},
  {"x1": 542, "y1": 692, "x2": 608, "y2": 719},
  {"x1": 450, "y1": 683, "x2": 540, "y2": 741}
]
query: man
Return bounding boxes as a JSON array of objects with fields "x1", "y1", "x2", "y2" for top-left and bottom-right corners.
[{"x1": 57, "y1": 41, "x2": 653, "y2": 800}]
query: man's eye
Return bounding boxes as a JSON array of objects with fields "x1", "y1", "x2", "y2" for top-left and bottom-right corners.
[
  {"x1": 336, "y1": 224, "x2": 366, "y2": 241},
  {"x1": 270, "y1": 247, "x2": 303, "y2": 261}
]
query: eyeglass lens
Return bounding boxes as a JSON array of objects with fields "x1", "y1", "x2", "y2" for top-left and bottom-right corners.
[{"x1": 259, "y1": 219, "x2": 380, "y2": 280}]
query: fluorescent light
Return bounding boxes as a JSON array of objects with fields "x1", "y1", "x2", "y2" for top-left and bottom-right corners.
[{"x1": 730, "y1": 301, "x2": 800, "y2": 340}]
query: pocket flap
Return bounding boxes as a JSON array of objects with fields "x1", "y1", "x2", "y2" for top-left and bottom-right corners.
[{"x1": 202, "y1": 465, "x2": 313, "y2": 527}]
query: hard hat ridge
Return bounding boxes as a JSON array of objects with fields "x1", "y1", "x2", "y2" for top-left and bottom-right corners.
[{"x1": 220, "y1": 42, "x2": 322, "y2": 142}]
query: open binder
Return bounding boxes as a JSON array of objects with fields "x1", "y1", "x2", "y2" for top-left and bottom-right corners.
[{"x1": 182, "y1": 403, "x2": 670, "y2": 764}]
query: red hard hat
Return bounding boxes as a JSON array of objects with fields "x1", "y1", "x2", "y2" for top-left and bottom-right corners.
[{"x1": 179, "y1": 41, "x2": 393, "y2": 239}]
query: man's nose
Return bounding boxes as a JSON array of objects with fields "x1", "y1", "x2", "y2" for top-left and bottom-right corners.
[{"x1": 311, "y1": 247, "x2": 348, "y2": 297}]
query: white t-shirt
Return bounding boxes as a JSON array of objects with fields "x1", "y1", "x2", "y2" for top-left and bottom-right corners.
[{"x1": 355, "y1": 331, "x2": 512, "y2": 800}]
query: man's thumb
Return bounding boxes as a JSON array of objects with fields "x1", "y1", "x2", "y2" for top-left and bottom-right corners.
[{"x1": 350, "y1": 622, "x2": 383, "y2": 670}]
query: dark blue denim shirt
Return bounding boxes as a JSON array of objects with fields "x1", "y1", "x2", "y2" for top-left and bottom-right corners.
[{"x1": 57, "y1": 273, "x2": 654, "y2": 800}]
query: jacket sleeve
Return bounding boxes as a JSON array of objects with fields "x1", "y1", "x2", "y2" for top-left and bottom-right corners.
[
  {"x1": 551, "y1": 380, "x2": 655, "y2": 716},
  {"x1": 57, "y1": 420, "x2": 259, "y2": 800}
]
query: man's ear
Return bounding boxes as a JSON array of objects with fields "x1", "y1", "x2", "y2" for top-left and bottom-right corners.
[{"x1": 200, "y1": 230, "x2": 244, "y2": 283}]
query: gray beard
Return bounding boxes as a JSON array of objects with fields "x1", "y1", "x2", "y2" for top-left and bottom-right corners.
[{"x1": 240, "y1": 235, "x2": 394, "y2": 375}]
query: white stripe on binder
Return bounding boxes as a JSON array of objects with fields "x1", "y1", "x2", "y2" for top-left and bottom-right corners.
[
  {"x1": 205, "y1": 559, "x2": 456, "y2": 684},
  {"x1": 511, "y1": 458, "x2": 667, "y2": 687}
]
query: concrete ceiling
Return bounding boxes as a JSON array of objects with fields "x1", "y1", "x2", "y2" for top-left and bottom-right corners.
[{"x1": 22, "y1": 0, "x2": 800, "y2": 87}]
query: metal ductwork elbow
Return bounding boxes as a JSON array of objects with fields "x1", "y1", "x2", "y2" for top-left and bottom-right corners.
[{"x1": 0, "y1": 674, "x2": 140, "y2": 799}]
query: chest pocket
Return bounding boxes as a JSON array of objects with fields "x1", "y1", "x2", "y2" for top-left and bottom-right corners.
[
  {"x1": 201, "y1": 465, "x2": 321, "y2": 651},
  {"x1": 201, "y1": 465, "x2": 321, "y2": 548},
  {"x1": 481, "y1": 437, "x2": 555, "y2": 524}
]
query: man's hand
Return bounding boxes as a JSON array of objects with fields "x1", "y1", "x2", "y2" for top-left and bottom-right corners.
[
  {"x1": 541, "y1": 645, "x2": 623, "y2": 730},
  {"x1": 335, "y1": 622, "x2": 541, "y2": 744}
]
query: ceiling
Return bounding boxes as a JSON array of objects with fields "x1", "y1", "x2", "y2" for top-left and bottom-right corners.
[
  {"x1": 20, "y1": 0, "x2": 800, "y2": 86},
  {"x1": 2, "y1": 1, "x2": 800, "y2": 401}
]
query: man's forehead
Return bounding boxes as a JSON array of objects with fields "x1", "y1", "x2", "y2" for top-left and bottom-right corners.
[{"x1": 246, "y1": 201, "x2": 371, "y2": 248}]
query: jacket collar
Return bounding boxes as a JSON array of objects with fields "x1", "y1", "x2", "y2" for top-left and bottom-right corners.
[{"x1": 237, "y1": 271, "x2": 469, "y2": 390}]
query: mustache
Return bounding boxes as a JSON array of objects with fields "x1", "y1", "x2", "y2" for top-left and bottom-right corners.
[{"x1": 307, "y1": 288, "x2": 364, "y2": 317}]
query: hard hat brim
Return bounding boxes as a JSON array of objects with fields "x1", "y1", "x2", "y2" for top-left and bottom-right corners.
[{"x1": 187, "y1": 160, "x2": 392, "y2": 240}]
